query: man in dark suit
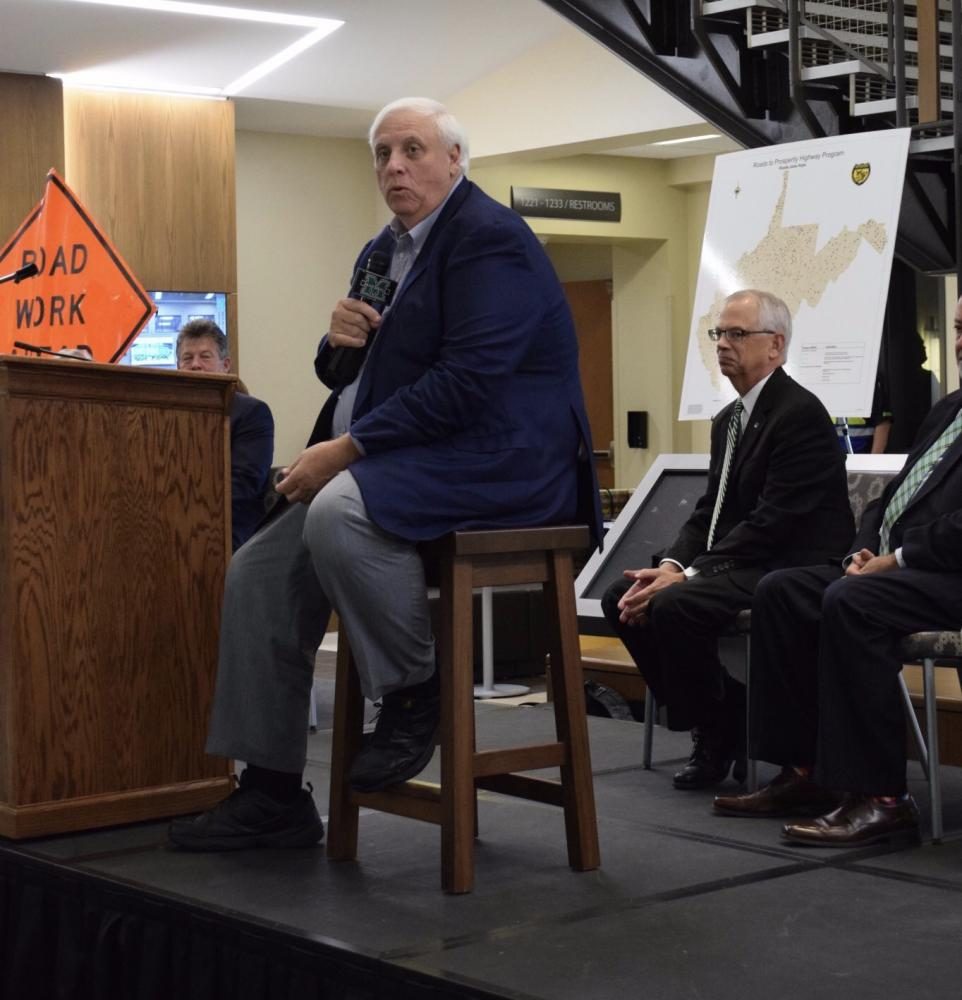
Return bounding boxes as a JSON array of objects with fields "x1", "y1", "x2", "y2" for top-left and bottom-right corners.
[
  {"x1": 714, "y1": 298, "x2": 962, "y2": 845},
  {"x1": 176, "y1": 319, "x2": 274, "y2": 551},
  {"x1": 602, "y1": 290, "x2": 853, "y2": 790},
  {"x1": 169, "y1": 98, "x2": 600, "y2": 851}
]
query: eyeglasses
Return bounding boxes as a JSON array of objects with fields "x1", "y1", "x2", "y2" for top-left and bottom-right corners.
[{"x1": 707, "y1": 328, "x2": 777, "y2": 342}]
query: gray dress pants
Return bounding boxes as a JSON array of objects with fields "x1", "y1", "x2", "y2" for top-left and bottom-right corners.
[{"x1": 206, "y1": 471, "x2": 436, "y2": 774}]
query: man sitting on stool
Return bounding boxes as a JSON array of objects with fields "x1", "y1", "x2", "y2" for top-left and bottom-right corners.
[
  {"x1": 168, "y1": 97, "x2": 600, "y2": 851},
  {"x1": 714, "y1": 296, "x2": 962, "y2": 845},
  {"x1": 602, "y1": 289, "x2": 853, "y2": 790}
]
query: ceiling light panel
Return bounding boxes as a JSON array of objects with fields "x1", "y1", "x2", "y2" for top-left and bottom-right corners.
[
  {"x1": 58, "y1": 0, "x2": 336, "y2": 30},
  {"x1": 48, "y1": 0, "x2": 342, "y2": 98}
]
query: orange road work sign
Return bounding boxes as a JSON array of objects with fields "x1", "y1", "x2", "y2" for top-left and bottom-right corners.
[{"x1": 0, "y1": 169, "x2": 155, "y2": 362}]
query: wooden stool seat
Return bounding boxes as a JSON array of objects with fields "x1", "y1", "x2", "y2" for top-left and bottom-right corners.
[{"x1": 327, "y1": 525, "x2": 601, "y2": 893}]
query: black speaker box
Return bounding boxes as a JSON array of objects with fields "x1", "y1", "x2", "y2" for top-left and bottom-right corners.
[{"x1": 627, "y1": 410, "x2": 648, "y2": 449}]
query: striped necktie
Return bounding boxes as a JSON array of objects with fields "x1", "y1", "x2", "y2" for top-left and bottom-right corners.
[
  {"x1": 879, "y1": 407, "x2": 962, "y2": 555},
  {"x1": 707, "y1": 399, "x2": 744, "y2": 550}
]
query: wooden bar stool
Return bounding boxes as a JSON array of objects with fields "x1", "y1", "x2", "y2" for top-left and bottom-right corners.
[{"x1": 327, "y1": 525, "x2": 600, "y2": 894}]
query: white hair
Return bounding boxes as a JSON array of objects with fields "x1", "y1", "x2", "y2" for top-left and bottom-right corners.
[
  {"x1": 368, "y1": 97, "x2": 470, "y2": 173},
  {"x1": 725, "y1": 288, "x2": 792, "y2": 352}
]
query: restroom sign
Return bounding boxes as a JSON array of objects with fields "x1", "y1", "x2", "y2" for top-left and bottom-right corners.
[{"x1": 0, "y1": 169, "x2": 155, "y2": 361}]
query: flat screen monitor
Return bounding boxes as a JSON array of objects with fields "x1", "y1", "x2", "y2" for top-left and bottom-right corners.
[{"x1": 117, "y1": 290, "x2": 228, "y2": 369}]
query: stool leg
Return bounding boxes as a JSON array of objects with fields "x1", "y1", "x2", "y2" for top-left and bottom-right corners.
[
  {"x1": 327, "y1": 632, "x2": 363, "y2": 861},
  {"x1": 546, "y1": 550, "x2": 600, "y2": 872},
  {"x1": 440, "y1": 554, "x2": 477, "y2": 893}
]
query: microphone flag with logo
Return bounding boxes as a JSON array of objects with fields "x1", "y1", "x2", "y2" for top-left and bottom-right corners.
[{"x1": 321, "y1": 250, "x2": 397, "y2": 390}]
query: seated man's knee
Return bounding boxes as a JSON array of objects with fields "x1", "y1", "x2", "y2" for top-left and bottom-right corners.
[
  {"x1": 305, "y1": 491, "x2": 344, "y2": 559},
  {"x1": 646, "y1": 586, "x2": 685, "y2": 630},
  {"x1": 752, "y1": 568, "x2": 797, "y2": 612},
  {"x1": 601, "y1": 578, "x2": 633, "y2": 625},
  {"x1": 224, "y1": 535, "x2": 259, "y2": 594},
  {"x1": 302, "y1": 473, "x2": 366, "y2": 568},
  {"x1": 821, "y1": 574, "x2": 860, "y2": 622}
]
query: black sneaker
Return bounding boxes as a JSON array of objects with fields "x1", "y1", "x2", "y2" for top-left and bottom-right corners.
[
  {"x1": 168, "y1": 772, "x2": 324, "y2": 851},
  {"x1": 349, "y1": 690, "x2": 440, "y2": 793}
]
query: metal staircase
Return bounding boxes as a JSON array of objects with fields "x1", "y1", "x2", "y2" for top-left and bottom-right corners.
[{"x1": 540, "y1": 0, "x2": 962, "y2": 277}]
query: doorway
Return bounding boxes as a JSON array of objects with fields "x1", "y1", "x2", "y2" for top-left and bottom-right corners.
[{"x1": 562, "y1": 279, "x2": 614, "y2": 488}]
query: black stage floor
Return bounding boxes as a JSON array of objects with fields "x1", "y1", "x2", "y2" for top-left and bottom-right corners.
[{"x1": 6, "y1": 702, "x2": 962, "y2": 1000}]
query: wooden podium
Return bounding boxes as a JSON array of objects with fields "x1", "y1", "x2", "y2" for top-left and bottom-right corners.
[{"x1": 0, "y1": 357, "x2": 234, "y2": 838}]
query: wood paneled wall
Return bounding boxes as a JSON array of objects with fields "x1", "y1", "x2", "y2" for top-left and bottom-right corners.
[
  {"x1": 63, "y1": 90, "x2": 238, "y2": 358},
  {"x1": 0, "y1": 74, "x2": 64, "y2": 250},
  {"x1": 0, "y1": 77, "x2": 240, "y2": 367}
]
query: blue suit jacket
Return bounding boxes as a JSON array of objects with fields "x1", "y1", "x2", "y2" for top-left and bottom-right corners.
[
  {"x1": 230, "y1": 392, "x2": 274, "y2": 551},
  {"x1": 312, "y1": 179, "x2": 601, "y2": 545}
]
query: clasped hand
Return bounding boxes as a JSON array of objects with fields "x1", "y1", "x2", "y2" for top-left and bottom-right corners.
[
  {"x1": 617, "y1": 564, "x2": 685, "y2": 626},
  {"x1": 845, "y1": 548, "x2": 898, "y2": 576},
  {"x1": 275, "y1": 435, "x2": 360, "y2": 505},
  {"x1": 328, "y1": 297, "x2": 381, "y2": 349}
]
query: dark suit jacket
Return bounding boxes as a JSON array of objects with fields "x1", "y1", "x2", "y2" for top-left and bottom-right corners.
[
  {"x1": 311, "y1": 179, "x2": 602, "y2": 545},
  {"x1": 665, "y1": 366, "x2": 854, "y2": 577},
  {"x1": 855, "y1": 389, "x2": 962, "y2": 570},
  {"x1": 230, "y1": 392, "x2": 273, "y2": 551}
]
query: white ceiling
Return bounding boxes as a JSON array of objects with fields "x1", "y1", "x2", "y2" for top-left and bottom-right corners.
[
  {"x1": 0, "y1": 0, "x2": 570, "y2": 136},
  {"x1": 0, "y1": 0, "x2": 741, "y2": 155}
]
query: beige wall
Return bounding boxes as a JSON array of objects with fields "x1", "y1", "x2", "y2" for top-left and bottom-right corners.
[
  {"x1": 235, "y1": 131, "x2": 376, "y2": 464},
  {"x1": 448, "y1": 29, "x2": 702, "y2": 162},
  {"x1": 546, "y1": 243, "x2": 612, "y2": 283},
  {"x1": 234, "y1": 137, "x2": 718, "y2": 478}
]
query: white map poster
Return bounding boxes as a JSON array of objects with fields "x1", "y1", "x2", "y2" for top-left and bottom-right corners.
[{"x1": 680, "y1": 129, "x2": 911, "y2": 421}]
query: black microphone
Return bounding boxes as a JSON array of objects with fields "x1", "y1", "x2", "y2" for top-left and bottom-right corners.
[
  {"x1": 13, "y1": 341, "x2": 94, "y2": 361},
  {"x1": 0, "y1": 262, "x2": 40, "y2": 285},
  {"x1": 321, "y1": 251, "x2": 397, "y2": 390}
]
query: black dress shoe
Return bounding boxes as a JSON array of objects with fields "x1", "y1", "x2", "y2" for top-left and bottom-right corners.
[
  {"x1": 673, "y1": 725, "x2": 734, "y2": 790},
  {"x1": 349, "y1": 688, "x2": 440, "y2": 792},
  {"x1": 168, "y1": 772, "x2": 324, "y2": 851},
  {"x1": 714, "y1": 767, "x2": 838, "y2": 817},
  {"x1": 782, "y1": 794, "x2": 920, "y2": 847}
]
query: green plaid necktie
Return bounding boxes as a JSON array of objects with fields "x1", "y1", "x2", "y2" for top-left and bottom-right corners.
[
  {"x1": 707, "y1": 399, "x2": 743, "y2": 550},
  {"x1": 879, "y1": 407, "x2": 962, "y2": 555}
]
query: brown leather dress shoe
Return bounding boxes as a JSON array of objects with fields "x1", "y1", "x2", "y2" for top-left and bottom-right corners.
[
  {"x1": 782, "y1": 794, "x2": 920, "y2": 847},
  {"x1": 714, "y1": 767, "x2": 837, "y2": 817}
]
